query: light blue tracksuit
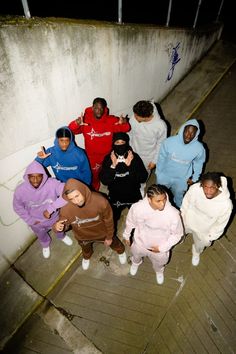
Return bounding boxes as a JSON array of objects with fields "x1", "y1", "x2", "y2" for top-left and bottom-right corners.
[{"x1": 156, "y1": 119, "x2": 206, "y2": 208}]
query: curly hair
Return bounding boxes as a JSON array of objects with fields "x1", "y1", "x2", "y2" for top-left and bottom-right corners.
[
  {"x1": 133, "y1": 100, "x2": 154, "y2": 118},
  {"x1": 200, "y1": 172, "x2": 222, "y2": 188}
]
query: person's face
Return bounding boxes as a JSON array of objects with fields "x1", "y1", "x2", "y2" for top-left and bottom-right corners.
[
  {"x1": 134, "y1": 113, "x2": 153, "y2": 123},
  {"x1": 202, "y1": 180, "x2": 220, "y2": 199},
  {"x1": 183, "y1": 125, "x2": 197, "y2": 144},
  {"x1": 67, "y1": 189, "x2": 85, "y2": 207},
  {"x1": 148, "y1": 193, "x2": 167, "y2": 211},
  {"x1": 93, "y1": 102, "x2": 105, "y2": 119},
  {"x1": 58, "y1": 137, "x2": 70, "y2": 151},
  {"x1": 114, "y1": 139, "x2": 126, "y2": 146},
  {"x1": 28, "y1": 173, "x2": 43, "y2": 188}
]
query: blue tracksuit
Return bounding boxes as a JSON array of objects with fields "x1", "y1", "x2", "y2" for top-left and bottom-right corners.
[
  {"x1": 156, "y1": 119, "x2": 205, "y2": 208},
  {"x1": 36, "y1": 126, "x2": 91, "y2": 185}
]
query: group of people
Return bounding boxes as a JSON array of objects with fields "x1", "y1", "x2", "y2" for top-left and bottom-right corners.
[{"x1": 13, "y1": 97, "x2": 233, "y2": 285}]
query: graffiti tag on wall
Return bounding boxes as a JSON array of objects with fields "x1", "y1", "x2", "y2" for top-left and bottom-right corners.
[{"x1": 166, "y1": 42, "x2": 181, "y2": 81}]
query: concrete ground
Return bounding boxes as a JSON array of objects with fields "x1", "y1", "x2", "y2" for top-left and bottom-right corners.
[{"x1": 1, "y1": 39, "x2": 236, "y2": 354}]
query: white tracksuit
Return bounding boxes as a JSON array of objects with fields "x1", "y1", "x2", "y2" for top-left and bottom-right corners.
[{"x1": 181, "y1": 177, "x2": 233, "y2": 255}]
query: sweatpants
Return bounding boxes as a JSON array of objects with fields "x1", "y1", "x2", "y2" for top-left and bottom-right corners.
[
  {"x1": 77, "y1": 235, "x2": 125, "y2": 259},
  {"x1": 131, "y1": 242, "x2": 169, "y2": 273},
  {"x1": 31, "y1": 224, "x2": 65, "y2": 248}
]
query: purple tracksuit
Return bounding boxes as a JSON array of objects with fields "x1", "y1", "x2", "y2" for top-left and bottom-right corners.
[{"x1": 13, "y1": 161, "x2": 67, "y2": 247}]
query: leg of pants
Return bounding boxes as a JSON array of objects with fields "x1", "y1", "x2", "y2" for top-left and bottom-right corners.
[
  {"x1": 171, "y1": 179, "x2": 188, "y2": 209},
  {"x1": 31, "y1": 225, "x2": 52, "y2": 248},
  {"x1": 89, "y1": 155, "x2": 104, "y2": 191},
  {"x1": 148, "y1": 251, "x2": 169, "y2": 273},
  {"x1": 78, "y1": 240, "x2": 94, "y2": 259},
  {"x1": 109, "y1": 235, "x2": 125, "y2": 254},
  {"x1": 111, "y1": 204, "x2": 127, "y2": 236},
  {"x1": 192, "y1": 232, "x2": 211, "y2": 255}
]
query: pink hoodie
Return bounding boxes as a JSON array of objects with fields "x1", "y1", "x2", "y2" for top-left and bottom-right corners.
[{"x1": 123, "y1": 195, "x2": 183, "y2": 253}]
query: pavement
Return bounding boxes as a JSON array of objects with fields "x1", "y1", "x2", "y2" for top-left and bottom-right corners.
[{"x1": 1, "y1": 39, "x2": 236, "y2": 353}]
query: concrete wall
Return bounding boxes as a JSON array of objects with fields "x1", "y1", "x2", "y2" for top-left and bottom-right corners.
[{"x1": 0, "y1": 17, "x2": 222, "y2": 274}]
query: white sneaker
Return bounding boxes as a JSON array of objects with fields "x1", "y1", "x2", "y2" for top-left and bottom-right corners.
[
  {"x1": 192, "y1": 254, "x2": 200, "y2": 266},
  {"x1": 42, "y1": 247, "x2": 50, "y2": 259},
  {"x1": 62, "y1": 235, "x2": 73, "y2": 246},
  {"x1": 130, "y1": 263, "x2": 139, "y2": 276},
  {"x1": 156, "y1": 272, "x2": 164, "y2": 285},
  {"x1": 118, "y1": 252, "x2": 127, "y2": 265},
  {"x1": 82, "y1": 258, "x2": 90, "y2": 270}
]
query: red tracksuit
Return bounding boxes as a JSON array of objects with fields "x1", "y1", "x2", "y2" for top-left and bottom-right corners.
[{"x1": 68, "y1": 107, "x2": 130, "y2": 190}]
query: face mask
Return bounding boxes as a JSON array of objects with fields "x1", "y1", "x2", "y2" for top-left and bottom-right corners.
[{"x1": 113, "y1": 144, "x2": 128, "y2": 156}]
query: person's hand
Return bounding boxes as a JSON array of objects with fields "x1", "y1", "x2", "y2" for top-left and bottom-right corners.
[
  {"x1": 54, "y1": 219, "x2": 67, "y2": 232},
  {"x1": 124, "y1": 239, "x2": 131, "y2": 247},
  {"x1": 104, "y1": 238, "x2": 112, "y2": 247},
  {"x1": 148, "y1": 162, "x2": 156, "y2": 170},
  {"x1": 43, "y1": 210, "x2": 51, "y2": 219},
  {"x1": 187, "y1": 178, "x2": 194, "y2": 186},
  {"x1": 114, "y1": 114, "x2": 127, "y2": 125},
  {"x1": 37, "y1": 146, "x2": 51, "y2": 159},
  {"x1": 75, "y1": 113, "x2": 88, "y2": 126},
  {"x1": 148, "y1": 245, "x2": 160, "y2": 253},
  {"x1": 125, "y1": 150, "x2": 134, "y2": 166},
  {"x1": 110, "y1": 151, "x2": 118, "y2": 167}
]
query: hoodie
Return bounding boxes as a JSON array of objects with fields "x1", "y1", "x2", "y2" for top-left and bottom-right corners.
[
  {"x1": 123, "y1": 194, "x2": 183, "y2": 253},
  {"x1": 68, "y1": 106, "x2": 130, "y2": 158},
  {"x1": 156, "y1": 119, "x2": 205, "y2": 182},
  {"x1": 181, "y1": 177, "x2": 233, "y2": 241},
  {"x1": 100, "y1": 132, "x2": 148, "y2": 203},
  {"x1": 129, "y1": 102, "x2": 167, "y2": 169},
  {"x1": 57, "y1": 179, "x2": 114, "y2": 241},
  {"x1": 36, "y1": 126, "x2": 91, "y2": 184},
  {"x1": 13, "y1": 161, "x2": 66, "y2": 227}
]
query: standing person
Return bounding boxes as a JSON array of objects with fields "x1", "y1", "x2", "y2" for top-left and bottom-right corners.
[
  {"x1": 123, "y1": 184, "x2": 183, "y2": 284},
  {"x1": 129, "y1": 100, "x2": 167, "y2": 197},
  {"x1": 156, "y1": 118, "x2": 206, "y2": 208},
  {"x1": 129, "y1": 100, "x2": 167, "y2": 172},
  {"x1": 53, "y1": 178, "x2": 127, "y2": 270},
  {"x1": 100, "y1": 132, "x2": 148, "y2": 235},
  {"x1": 13, "y1": 161, "x2": 73, "y2": 259},
  {"x1": 68, "y1": 97, "x2": 130, "y2": 190},
  {"x1": 181, "y1": 172, "x2": 233, "y2": 266},
  {"x1": 36, "y1": 126, "x2": 91, "y2": 185}
]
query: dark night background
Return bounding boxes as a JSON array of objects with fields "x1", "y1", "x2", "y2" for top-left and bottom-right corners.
[{"x1": 0, "y1": 0, "x2": 235, "y2": 43}]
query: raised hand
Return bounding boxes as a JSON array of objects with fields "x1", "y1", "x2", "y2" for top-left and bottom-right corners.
[
  {"x1": 54, "y1": 219, "x2": 67, "y2": 232},
  {"x1": 148, "y1": 162, "x2": 156, "y2": 170},
  {"x1": 75, "y1": 113, "x2": 88, "y2": 126},
  {"x1": 37, "y1": 146, "x2": 51, "y2": 159},
  {"x1": 104, "y1": 238, "x2": 112, "y2": 247},
  {"x1": 148, "y1": 245, "x2": 160, "y2": 253},
  {"x1": 125, "y1": 150, "x2": 134, "y2": 166},
  {"x1": 110, "y1": 151, "x2": 118, "y2": 167},
  {"x1": 114, "y1": 114, "x2": 127, "y2": 125}
]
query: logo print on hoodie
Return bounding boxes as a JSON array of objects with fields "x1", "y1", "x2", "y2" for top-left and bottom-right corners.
[
  {"x1": 72, "y1": 215, "x2": 100, "y2": 227},
  {"x1": 53, "y1": 162, "x2": 78, "y2": 172},
  {"x1": 87, "y1": 128, "x2": 111, "y2": 140}
]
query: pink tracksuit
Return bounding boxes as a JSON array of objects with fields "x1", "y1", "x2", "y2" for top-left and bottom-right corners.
[{"x1": 123, "y1": 195, "x2": 183, "y2": 273}]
